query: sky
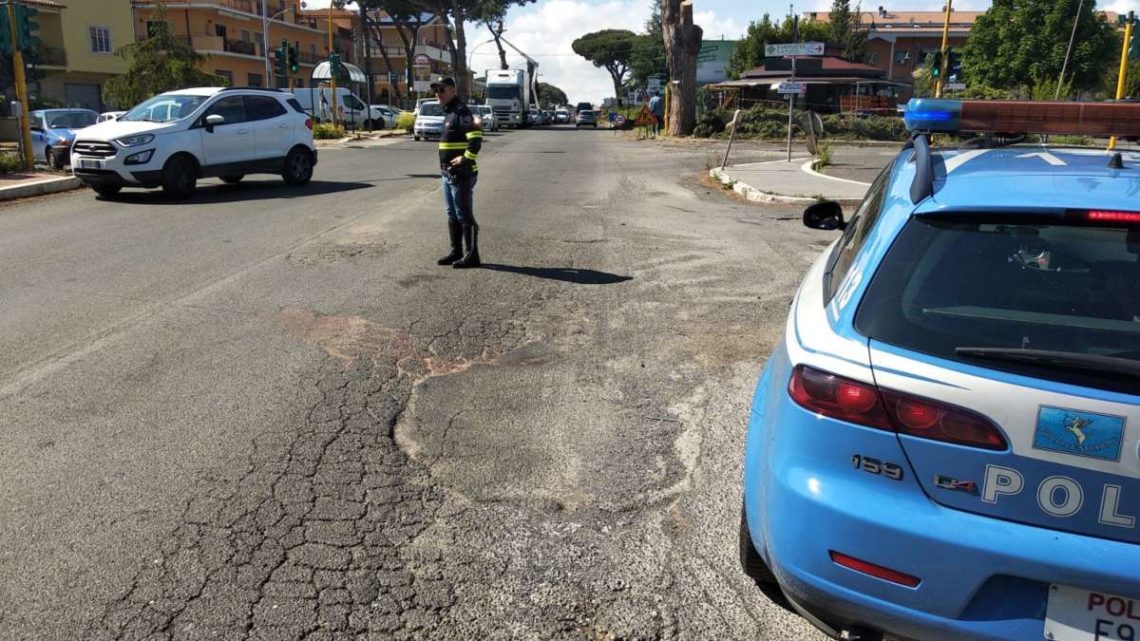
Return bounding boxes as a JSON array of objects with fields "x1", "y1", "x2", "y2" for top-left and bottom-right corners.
[{"x1": 305, "y1": 0, "x2": 1140, "y2": 104}]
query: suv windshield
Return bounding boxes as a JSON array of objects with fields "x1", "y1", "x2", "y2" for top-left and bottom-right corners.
[
  {"x1": 121, "y1": 94, "x2": 208, "y2": 123},
  {"x1": 419, "y1": 103, "x2": 443, "y2": 116},
  {"x1": 855, "y1": 215, "x2": 1140, "y2": 394},
  {"x1": 47, "y1": 111, "x2": 96, "y2": 129}
]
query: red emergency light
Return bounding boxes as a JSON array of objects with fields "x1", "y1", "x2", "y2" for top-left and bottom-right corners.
[{"x1": 904, "y1": 99, "x2": 1140, "y2": 137}]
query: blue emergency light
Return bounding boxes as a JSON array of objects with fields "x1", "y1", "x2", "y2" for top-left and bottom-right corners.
[{"x1": 902, "y1": 98, "x2": 1140, "y2": 137}]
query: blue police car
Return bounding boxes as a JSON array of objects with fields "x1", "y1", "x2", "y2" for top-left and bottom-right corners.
[{"x1": 741, "y1": 98, "x2": 1140, "y2": 641}]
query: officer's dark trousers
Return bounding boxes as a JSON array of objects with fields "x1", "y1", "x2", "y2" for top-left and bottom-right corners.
[{"x1": 441, "y1": 170, "x2": 478, "y2": 225}]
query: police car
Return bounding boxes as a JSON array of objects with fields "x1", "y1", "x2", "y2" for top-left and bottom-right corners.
[{"x1": 741, "y1": 98, "x2": 1140, "y2": 641}]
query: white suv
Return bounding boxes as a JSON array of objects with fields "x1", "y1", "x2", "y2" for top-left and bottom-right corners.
[{"x1": 71, "y1": 87, "x2": 317, "y2": 199}]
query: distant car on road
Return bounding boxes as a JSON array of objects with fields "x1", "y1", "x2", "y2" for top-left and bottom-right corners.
[
  {"x1": 413, "y1": 100, "x2": 444, "y2": 141},
  {"x1": 575, "y1": 110, "x2": 597, "y2": 128},
  {"x1": 71, "y1": 87, "x2": 316, "y2": 199},
  {"x1": 474, "y1": 105, "x2": 499, "y2": 132},
  {"x1": 555, "y1": 109, "x2": 570, "y2": 123},
  {"x1": 31, "y1": 108, "x2": 98, "y2": 169},
  {"x1": 368, "y1": 104, "x2": 399, "y2": 129},
  {"x1": 741, "y1": 97, "x2": 1140, "y2": 641}
]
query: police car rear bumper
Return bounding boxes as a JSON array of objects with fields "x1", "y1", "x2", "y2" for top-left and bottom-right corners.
[{"x1": 744, "y1": 361, "x2": 1140, "y2": 641}]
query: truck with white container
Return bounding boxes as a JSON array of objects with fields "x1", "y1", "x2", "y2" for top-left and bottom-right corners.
[{"x1": 484, "y1": 69, "x2": 531, "y2": 128}]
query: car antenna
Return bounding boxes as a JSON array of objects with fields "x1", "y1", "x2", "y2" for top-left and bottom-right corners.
[{"x1": 1108, "y1": 152, "x2": 1125, "y2": 169}]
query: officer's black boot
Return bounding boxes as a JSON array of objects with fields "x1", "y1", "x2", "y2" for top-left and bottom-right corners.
[
  {"x1": 437, "y1": 221, "x2": 463, "y2": 265},
  {"x1": 453, "y1": 223, "x2": 480, "y2": 269}
]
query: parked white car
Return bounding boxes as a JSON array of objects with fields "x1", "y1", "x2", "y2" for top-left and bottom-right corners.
[
  {"x1": 413, "y1": 100, "x2": 444, "y2": 141},
  {"x1": 368, "y1": 104, "x2": 399, "y2": 129},
  {"x1": 474, "y1": 105, "x2": 499, "y2": 132},
  {"x1": 71, "y1": 87, "x2": 317, "y2": 199}
]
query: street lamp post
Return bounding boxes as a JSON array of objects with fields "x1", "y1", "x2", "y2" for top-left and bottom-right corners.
[{"x1": 262, "y1": 2, "x2": 294, "y2": 87}]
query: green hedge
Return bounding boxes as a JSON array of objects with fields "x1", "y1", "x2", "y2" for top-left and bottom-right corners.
[
  {"x1": 396, "y1": 112, "x2": 415, "y2": 130},
  {"x1": 0, "y1": 152, "x2": 23, "y2": 174},
  {"x1": 694, "y1": 107, "x2": 907, "y2": 142},
  {"x1": 312, "y1": 123, "x2": 346, "y2": 140}
]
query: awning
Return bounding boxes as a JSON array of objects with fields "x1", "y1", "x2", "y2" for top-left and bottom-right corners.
[{"x1": 311, "y1": 60, "x2": 368, "y2": 84}]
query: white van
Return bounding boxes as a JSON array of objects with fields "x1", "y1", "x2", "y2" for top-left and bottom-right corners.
[{"x1": 290, "y1": 87, "x2": 388, "y2": 129}]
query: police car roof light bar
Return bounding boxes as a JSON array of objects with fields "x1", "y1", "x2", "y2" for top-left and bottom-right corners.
[{"x1": 904, "y1": 98, "x2": 1140, "y2": 137}]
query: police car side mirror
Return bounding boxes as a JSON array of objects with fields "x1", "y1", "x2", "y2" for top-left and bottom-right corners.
[{"x1": 804, "y1": 201, "x2": 846, "y2": 231}]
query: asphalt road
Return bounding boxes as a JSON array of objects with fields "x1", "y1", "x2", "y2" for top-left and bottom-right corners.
[{"x1": 0, "y1": 127, "x2": 835, "y2": 641}]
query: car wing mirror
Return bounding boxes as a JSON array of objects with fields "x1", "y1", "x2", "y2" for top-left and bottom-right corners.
[
  {"x1": 204, "y1": 114, "x2": 224, "y2": 132},
  {"x1": 803, "y1": 201, "x2": 846, "y2": 231}
]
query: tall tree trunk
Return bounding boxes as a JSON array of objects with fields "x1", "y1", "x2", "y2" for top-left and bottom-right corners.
[
  {"x1": 661, "y1": 0, "x2": 702, "y2": 135},
  {"x1": 445, "y1": 0, "x2": 470, "y2": 97},
  {"x1": 489, "y1": 22, "x2": 508, "y2": 70},
  {"x1": 368, "y1": 22, "x2": 398, "y2": 100}
]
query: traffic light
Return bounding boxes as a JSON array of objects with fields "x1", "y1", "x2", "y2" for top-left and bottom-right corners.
[
  {"x1": 330, "y1": 52, "x2": 347, "y2": 82},
  {"x1": 947, "y1": 49, "x2": 963, "y2": 81},
  {"x1": 276, "y1": 39, "x2": 288, "y2": 77},
  {"x1": 0, "y1": 9, "x2": 10, "y2": 57},
  {"x1": 1130, "y1": 31, "x2": 1140, "y2": 61},
  {"x1": 287, "y1": 43, "x2": 299, "y2": 74},
  {"x1": 14, "y1": 4, "x2": 38, "y2": 52},
  {"x1": 929, "y1": 51, "x2": 943, "y2": 79}
]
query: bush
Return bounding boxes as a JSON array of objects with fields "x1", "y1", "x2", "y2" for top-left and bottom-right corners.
[
  {"x1": 395, "y1": 112, "x2": 415, "y2": 130},
  {"x1": 0, "y1": 152, "x2": 22, "y2": 174},
  {"x1": 821, "y1": 113, "x2": 908, "y2": 141},
  {"x1": 312, "y1": 123, "x2": 346, "y2": 140}
]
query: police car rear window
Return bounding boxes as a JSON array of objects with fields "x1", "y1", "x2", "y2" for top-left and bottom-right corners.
[{"x1": 855, "y1": 215, "x2": 1140, "y2": 394}]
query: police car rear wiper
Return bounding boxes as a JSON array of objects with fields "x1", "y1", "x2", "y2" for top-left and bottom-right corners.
[{"x1": 955, "y1": 347, "x2": 1140, "y2": 380}]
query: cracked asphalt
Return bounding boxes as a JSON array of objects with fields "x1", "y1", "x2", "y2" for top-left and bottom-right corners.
[{"x1": 0, "y1": 128, "x2": 834, "y2": 641}]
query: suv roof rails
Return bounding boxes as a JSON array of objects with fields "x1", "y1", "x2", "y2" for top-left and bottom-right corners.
[{"x1": 218, "y1": 86, "x2": 287, "y2": 93}]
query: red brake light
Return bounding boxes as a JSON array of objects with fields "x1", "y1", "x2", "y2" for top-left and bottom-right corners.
[
  {"x1": 305, "y1": 118, "x2": 313, "y2": 130},
  {"x1": 788, "y1": 365, "x2": 892, "y2": 429},
  {"x1": 830, "y1": 551, "x2": 921, "y2": 588},
  {"x1": 789, "y1": 365, "x2": 1007, "y2": 450},
  {"x1": 1084, "y1": 210, "x2": 1140, "y2": 224},
  {"x1": 880, "y1": 390, "x2": 1007, "y2": 450}
]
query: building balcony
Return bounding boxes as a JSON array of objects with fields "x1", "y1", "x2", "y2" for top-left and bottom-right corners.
[{"x1": 31, "y1": 46, "x2": 67, "y2": 67}]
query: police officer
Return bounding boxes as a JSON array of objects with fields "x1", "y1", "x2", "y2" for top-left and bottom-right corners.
[{"x1": 432, "y1": 77, "x2": 482, "y2": 269}]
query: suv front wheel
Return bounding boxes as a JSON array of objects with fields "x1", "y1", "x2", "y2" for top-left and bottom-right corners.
[
  {"x1": 162, "y1": 154, "x2": 198, "y2": 199},
  {"x1": 283, "y1": 147, "x2": 314, "y2": 186}
]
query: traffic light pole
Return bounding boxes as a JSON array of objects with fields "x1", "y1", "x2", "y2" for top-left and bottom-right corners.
[
  {"x1": 7, "y1": 1, "x2": 31, "y2": 170},
  {"x1": 935, "y1": 0, "x2": 952, "y2": 98},
  {"x1": 1109, "y1": 11, "x2": 1133, "y2": 151},
  {"x1": 328, "y1": 6, "x2": 338, "y2": 128}
]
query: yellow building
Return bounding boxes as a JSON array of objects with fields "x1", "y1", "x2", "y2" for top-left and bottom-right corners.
[
  {"x1": 130, "y1": 0, "x2": 337, "y2": 92},
  {"x1": 23, "y1": 0, "x2": 131, "y2": 110}
]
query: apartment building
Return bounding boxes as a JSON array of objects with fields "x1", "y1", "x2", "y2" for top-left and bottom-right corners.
[
  {"x1": 129, "y1": 0, "x2": 346, "y2": 90},
  {"x1": 802, "y1": 7, "x2": 980, "y2": 85},
  {"x1": 21, "y1": 0, "x2": 131, "y2": 110},
  {"x1": 306, "y1": 8, "x2": 454, "y2": 105}
]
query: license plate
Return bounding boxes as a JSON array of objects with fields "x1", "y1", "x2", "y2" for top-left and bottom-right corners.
[
  {"x1": 78, "y1": 159, "x2": 102, "y2": 170},
  {"x1": 1045, "y1": 584, "x2": 1140, "y2": 641}
]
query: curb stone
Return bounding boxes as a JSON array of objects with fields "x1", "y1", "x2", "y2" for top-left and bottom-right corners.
[
  {"x1": 708, "y1": 167, "x2": 864, "y2": 208},
  {"x1": 0, "y1": 176, "x2": 82, "y2": 202}
]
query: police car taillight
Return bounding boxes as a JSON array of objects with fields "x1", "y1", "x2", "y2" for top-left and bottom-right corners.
[
  {"x1": 789, "y1": 365, "x2": 1007, "y2": 450},
  {"x1": 1082, "y1": 210, "x2": 1140, "y2": 224}
]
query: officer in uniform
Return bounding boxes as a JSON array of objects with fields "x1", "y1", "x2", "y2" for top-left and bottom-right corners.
[{"x1": 432, "y1": 77, "x2": 483, "y2": 269}]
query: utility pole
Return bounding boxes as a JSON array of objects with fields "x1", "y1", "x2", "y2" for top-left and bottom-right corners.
[
  {"x1": 328, "y1": 4, "x2": 338, "y2": 127},
  {"x1": 935, "y1": 0, "x2": 952, "y2": 98},
  {"x1": 1056, "y1": 0, "x2": 1085, "y2": 99},
  {"x1": 1109, "y1": 11, "x2": 1133, "y2": 151},
  {"x1": 786, "y1": 8, "x2": 797, "y2": 162},
  {"x1": 262, "y1": 0, "x2": 271, "y2": 83},
  {"x1": 8, "y1": 1, "x2": 32, "y2": 170},
  {"x1": 360, "y1": 6, "x2": 374, "y2": 130}
]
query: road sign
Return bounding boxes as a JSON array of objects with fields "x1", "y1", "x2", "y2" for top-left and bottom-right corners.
[
  {"x1": 389, "y1": 72, "x2": 400, "y2": 83},
  {"x1": 764, "y1": 42, "x2": 824, "y2": 58},
  {"x1": 633, "y1": 105, "x2": 657, "y2": 127},
  {"x1": 413, "y1": 53, "x2": 430, "y2": 67},
  {"x1": 776, "y1": 82, "x2": 807, "y2": 95},
  {"x1": 946, "y1": 82, "x2": 966, "y2": 91}
]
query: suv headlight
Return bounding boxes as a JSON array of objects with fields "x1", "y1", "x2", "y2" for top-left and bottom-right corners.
[{"x1": 114, "y1": 133, "x2": 155, "y2": 148}]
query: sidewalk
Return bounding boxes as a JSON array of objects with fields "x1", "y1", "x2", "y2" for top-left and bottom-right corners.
[
  {"x1": 709, "y1": 145, "x2": 896, "y2": 207},
  {"x1": 0, "y1": 172, "x2": 81, "y2": 202}
]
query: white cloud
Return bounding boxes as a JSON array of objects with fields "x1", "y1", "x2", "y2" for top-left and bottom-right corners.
[{"x1": 693, "y1": 10, "x2": 746, "y2": 40}]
